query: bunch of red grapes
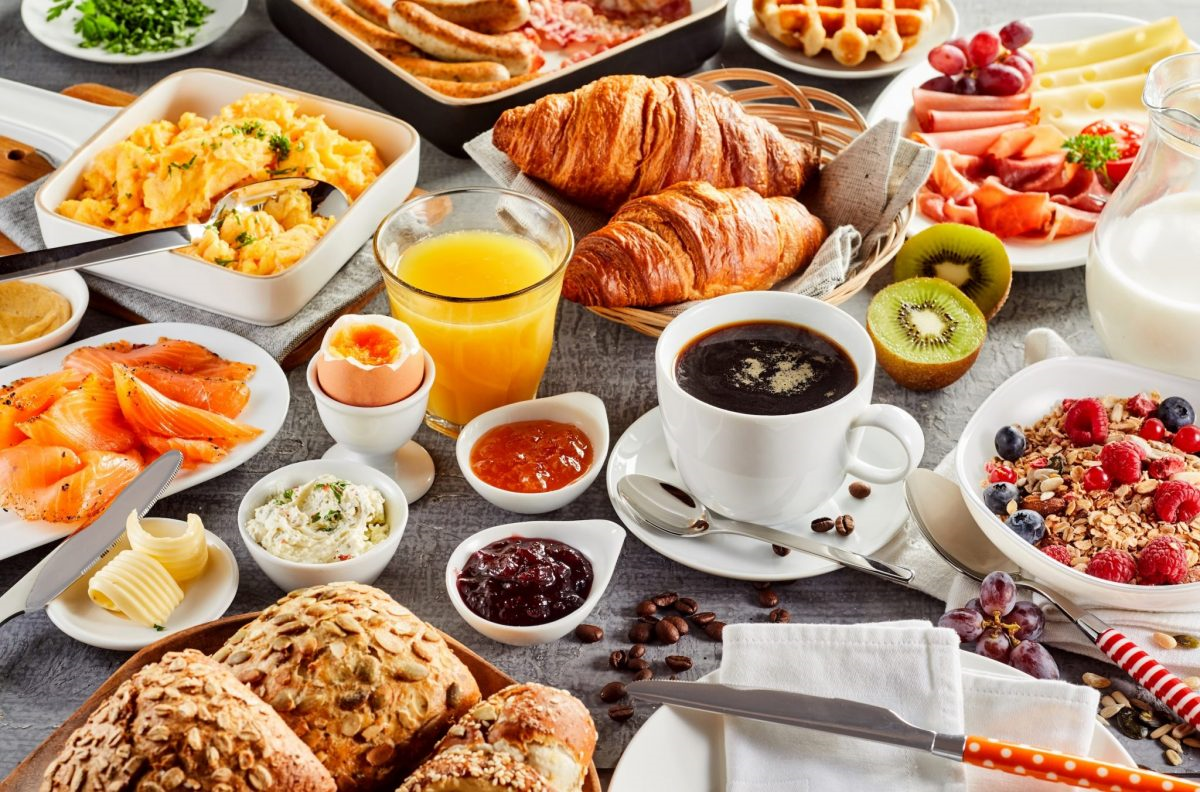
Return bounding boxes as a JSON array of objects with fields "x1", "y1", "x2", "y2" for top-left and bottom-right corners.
[
  {"x1": 938, "y1": 571, "x2": 1060, "y2": 680},
  {"x1": 922, "y1": 20, "x2": 1035, "y2": 96}
]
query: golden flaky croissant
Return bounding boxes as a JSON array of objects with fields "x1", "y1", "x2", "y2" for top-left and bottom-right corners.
[
  {"x1": 563, "y1": 181, "x2": 827, "y2": 308},
  {"x1": 492, "y1": 75, "x2": 821, "y2": 211}
]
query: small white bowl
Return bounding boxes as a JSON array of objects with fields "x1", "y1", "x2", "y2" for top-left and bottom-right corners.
[
  {"x1": 956, "y1": 355, "x2": 1200, "y2": 612},
  {"x1": 456, "y1": 392, "x2": 609, "y2": 514},
  {"x1": 237, "y1": 459, "x2": 408, "y2": 591},
  {"x1": 445, "y1": 519, "x2": 625, "y2": 646},
  {"x1": 0, "y1": 272, "x2": 88, "y2": 365}
]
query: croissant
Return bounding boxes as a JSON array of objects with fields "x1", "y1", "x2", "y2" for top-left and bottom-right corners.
[
  {"x1": 563, "y1": 181, "x2": 827, "y2": 308},
  {"x1": 492, "y1": 75, "x2": 821, "y2": 212}
]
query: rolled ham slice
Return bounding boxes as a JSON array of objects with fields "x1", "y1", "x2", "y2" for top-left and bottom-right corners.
[
  {"x1": 912, "y1": 89, "x2": 1031, "y2": 126},
  {"x1": 912, "y1": 122, "x2": 1028, "y2": 157},
  {"x1": 921, "y1": 108, "x2": 1040, "y2": 133}
]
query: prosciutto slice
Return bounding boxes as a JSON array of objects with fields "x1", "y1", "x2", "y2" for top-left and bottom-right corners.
[
  {"x1": 922, "y1": 108, "x2": 1040, "y2": 133},
  {"x1": 913, "y1": 123, "x2": 1029, "y2": 157}
]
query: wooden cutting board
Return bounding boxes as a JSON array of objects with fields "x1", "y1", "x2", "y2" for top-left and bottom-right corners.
[{"x1": 0, "y1": 83, "x2": 394, "y2": 371}]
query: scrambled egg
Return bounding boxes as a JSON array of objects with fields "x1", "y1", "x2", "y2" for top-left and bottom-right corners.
[{"x1": 57, "y1": 93, "x2": 384, "y2": 276}]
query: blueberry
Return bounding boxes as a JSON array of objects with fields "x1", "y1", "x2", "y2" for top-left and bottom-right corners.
[
  {"x1": 1158, "y1": 397, "x2": 1196, "y2": 433},
  {"x1": 983, "y1": 482, "x2": 1019, "y2": 513},
  {"x1": 1006, "y1": 510, "x2": 1046, "y2": 544},
  {"x1": 994, "y1": 425, "x2": 1027, "y2": 461}
]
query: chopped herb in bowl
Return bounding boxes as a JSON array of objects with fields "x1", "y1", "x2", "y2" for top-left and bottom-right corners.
[{"x1": 46, "y1": 0, "x2": 215, "y2": 56}]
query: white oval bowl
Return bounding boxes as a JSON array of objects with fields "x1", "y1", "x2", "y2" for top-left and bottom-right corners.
[
  {"x1": 445, "y1": 519, "x2": 625, "y2": 646},
  {"x1": 955, "y1": 355, "x2": 1200, "y2": 612},
  {"x1": 0, "y1": 272, "x2": 88, "y2": 365},
  {"x1": 455, "y1": 392, "x2": 609, "y2": 514},
  {"x1": 237, "y1": 459, "x2": 408, "y2": 591}
]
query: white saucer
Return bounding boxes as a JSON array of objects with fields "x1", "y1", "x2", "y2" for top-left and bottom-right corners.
[
  {"x1": 605, "y1": 407, "x2": 909, "y2": 581},
  {"x1": 45, "y1": 531, "x2": 239, "y2": 651},
  {"x1": 322, "y1": 440, "x2": 435, "y2": 504}
]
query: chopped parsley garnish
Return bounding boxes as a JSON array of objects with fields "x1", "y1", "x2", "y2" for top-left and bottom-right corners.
[
  {"x1": 167, "y1": 154, "x2": 197, "y2": 173},
  {"x1": 153, "y1": 623, "x2": 165, "y2": 631},
  {"x1": 266, "y1": 167, "x2": 296, "y2": 176},
  {"x1": 1063, "y1": 134, "x2": 1121, "y2": 172},
  {"x1": 272, "y1": 488, "x2": 295, "y2": 506},
  {"x1": 269, "y1": 134, "x2": 291, "y2": 160},
  {"x1": 48, "y1": 0, "x2": 214, "y2": 55},
  {"x1": 238, "y1": 120, "x2": 266, "y2": 139},
  {"x1": 234, "y1": 231, "x2": 256, "y2": 248},
  {"x1": 213, "y1": 257, "x2": 235, "y2": 267}
]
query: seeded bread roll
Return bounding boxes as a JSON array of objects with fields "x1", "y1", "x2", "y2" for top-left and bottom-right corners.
[
  {"x1": 396, "y1": 747, "x2": 552, "y2": 791},
  {"x1": 213, "y1": 583, "x2": 481, "y2": 792},
  {"x1": 41, "y1": 649, "x2": 335, "y2": 792},
  {"x1": 432, "y1": 684, "x2": 596, "y2": 792}
]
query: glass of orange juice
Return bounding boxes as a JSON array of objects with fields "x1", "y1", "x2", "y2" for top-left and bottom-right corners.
[{"x1": 374, "y1": 188, "x2": 573, "y2": 437}]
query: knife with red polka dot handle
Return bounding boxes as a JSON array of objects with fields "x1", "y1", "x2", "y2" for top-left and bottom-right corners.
[{"x1": 628, "y1": 680, "x2": 1200, "y2": 791}]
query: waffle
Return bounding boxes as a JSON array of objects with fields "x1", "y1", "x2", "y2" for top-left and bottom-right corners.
[{"x1": 753, "y1": 0, "x2": 939, "y2": 66}]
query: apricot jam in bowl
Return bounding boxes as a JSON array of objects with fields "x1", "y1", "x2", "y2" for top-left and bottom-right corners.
[{"x1": 455, "y1": 392, "x2": 609, "y2": 514}]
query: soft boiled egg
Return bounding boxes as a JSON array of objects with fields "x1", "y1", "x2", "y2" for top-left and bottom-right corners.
[{"x1": 315, "y1": 314, "x2": 424, "y2": 407}]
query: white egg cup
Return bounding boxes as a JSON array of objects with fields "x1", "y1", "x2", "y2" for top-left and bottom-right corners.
[{"x1": 306, "y1": 351, "x2": 437, "y2": 503}]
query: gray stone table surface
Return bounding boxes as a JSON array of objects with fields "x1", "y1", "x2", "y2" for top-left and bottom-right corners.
[{"x1": 2, "y1": 0, "x2": 1198, "y2": 782}]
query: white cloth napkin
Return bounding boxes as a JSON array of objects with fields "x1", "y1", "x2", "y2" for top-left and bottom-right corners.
[
  {"x1": 720, "y1": 621, "x2": 1100, "y2": 791},
  {"x1": 873, "y1": 327, "x2": 1200, "y2": 675}
]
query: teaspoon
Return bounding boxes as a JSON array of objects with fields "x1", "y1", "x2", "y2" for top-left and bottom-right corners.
[{"x1": 615, "y1": 474, "x2": 914, "y2": 585}]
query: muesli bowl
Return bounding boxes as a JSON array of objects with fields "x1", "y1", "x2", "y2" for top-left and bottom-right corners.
[{"x1": 955, "y1": 356, "x2": 1200, "y2": 612}]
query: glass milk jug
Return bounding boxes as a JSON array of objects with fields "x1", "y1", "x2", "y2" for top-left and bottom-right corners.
[{"x1": 1088, "y1": 53, "x2": 1200, "y2": 378}]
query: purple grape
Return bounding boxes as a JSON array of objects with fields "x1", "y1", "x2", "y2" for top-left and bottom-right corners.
[
  {"x1": 1009, "y1": 48, "x2": 1034, "y2": 69},
  {"x1": 965, "y1": 597, "x2": 985, "y2": 615},
  {"x1": 928, "y1": 43, "x2": 968, "y2": 76},
  {"x1": 954, "y1": 76, "x2": 978, "y2": 95},
  {"x1": 975, "y1": 628, "x2": 1012, "y2": 662},
  {"x1": 968, "y1": 30, "x2": 1001, "y2": 67},
  {"x1": 999, "y1": 20, "x2": 1034, "y2": 51},
  {"x1": 977, "y1": 63, "x2": 1026, "y2": 97},
  {"x1": 920, "y1": 75, "x2": 957, "y2": 93},
  {"x1": 1004, "y1": 54, "x2": 1034, "y2": 91},
  {"x1": 979, "y1": 571, "x2": 1017, "y2": 616},
  {"x1": 938, "y1": 608, "x2": 985, "y2": 643},
  {"x1": 1004, "y1": 601, "x2": 1045, "y2": 641},
  {"x1": 945, "y1": 37, "x2": 970, "y2": 57},
  {"x1": 1010, "y1": 640, "x2": 1059, "y2": 680}
]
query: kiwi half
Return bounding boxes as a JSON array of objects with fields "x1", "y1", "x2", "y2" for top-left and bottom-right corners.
[
  {"x1": 894, "y1": 224, "x2": 1012, "y2": 320},
  {"x1": 867, "y1": 277, "x2": 987, "y2": 391}
]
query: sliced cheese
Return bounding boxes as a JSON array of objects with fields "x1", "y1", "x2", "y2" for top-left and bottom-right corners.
[
  {"x1": 1032, "y1": 74, "x2": 1148, "y2": 135},
  {"x1": 1035, "y1": 36, "x2": 1192, "y2": 90},
  {"x1": 1028, "y1": 17, "x2": 1184, "y2": 73}
]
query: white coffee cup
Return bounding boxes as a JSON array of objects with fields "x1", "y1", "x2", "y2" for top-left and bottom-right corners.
[{"x1": 655, "y1": 291, "x2": 925, "y2": 525}]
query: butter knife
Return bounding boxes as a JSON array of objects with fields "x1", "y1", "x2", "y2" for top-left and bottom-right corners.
[
  {"x1": 0, "y1": 450, "x2": 183, "y2": 626},
  {"x1": 628, "y1": 679, "x2": 1199, "y2": 791}
]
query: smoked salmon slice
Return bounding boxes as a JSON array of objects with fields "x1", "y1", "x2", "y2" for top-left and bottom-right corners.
[
  {"x1": 0, "y1": 370, "x2": 86, "y2": 448},
  {"x1": 0, "y1": 443, "x2": 83, "y2": 494},
  {"x1": 65, "y1": 339, "x2": 257, "y2": 382},
  {"x1": 141, "y1": 435, "x2": 228, "y2": 468},
  {"x1": 113, "y1": 364, "x2": 261, "y2": 447},
  {"x1": 127, "y1": 365, "x2": 250, "y2": 418},
  {"x1": 0, "y1": 445, "x2": 143, "y2": 525},
  {"x1": 16, "y1": 375, "x2": 138, "y2": 453}
]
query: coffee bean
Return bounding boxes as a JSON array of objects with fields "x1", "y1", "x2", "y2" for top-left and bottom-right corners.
[
  {"x1": 692, "y1": 611, "x2": 716, "y2": 626},
  {"x1": 704, "y1": 621, "x2": 726, "y2": 641},
  {"x1": 757, "y1": 588, "x2": 780, "y2": 608},
  {"x1": 633, "y1": 668, "x2": 653, "y2": 682},
  {"x1": 768, "y1": 608, "x2": 791, "y2": 623},
  {"x1": 629, "y1": 623, "x2": 652, "y2": 644},
  {"x1": 635, "y1": 600, "x2": 657, "y2": 618},
  {"x1": 655, "y1": 619, "x2": 680, "y2": 645},
  {"x1": 811, "y1": 517, "x2": 835, "y2": 533},
  {"x1": 574, "y1": 624, "x2": 603, "y2": 643},
  {"x1": 608, "y1": 705, "x2": 635, "y2": 722},
  {"x1": 628, "y1": 643, "x2": 646, "y2": 660},
  {"x1": 772, "y1": 544, "x2": 791, "y2": 557},
  {"x1": 609, "y1": 650, "x2": 627, "y2": 670},
  {"x1": 638, "y1": 615, "x2": 660, "y2": 625},
  {"x1": 751, "y1": 581, "x2": 772, "y2": 590},
  {"x1": 600, "y1": 681, "x2": 626, "y2": 703},
  {"x1": 626, "y1": 658, "x2": 650, "y2": 672},
  {"x1": 651, "y1": 592, "x2": 678, "y2": 608},
  {"x1": 665, "y1": 655, "x2": 693, "y2": 672},
  {"x1": 835, "y1": 514, "x2": 855, "y2": 536},
  {"x1": 674, "y1": 597, "x2": 698, "y2": 616},
  {"x1": 664, "y1": 615, "x2": 689, "y2": 635},
  {"x1": 849, "y1": 481, "x2": 872, "y2": 499}
]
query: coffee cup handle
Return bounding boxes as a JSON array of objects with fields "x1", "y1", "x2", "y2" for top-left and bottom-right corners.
[{"x1": 844, "y1": 404, "x2": 925, "y2": 484}]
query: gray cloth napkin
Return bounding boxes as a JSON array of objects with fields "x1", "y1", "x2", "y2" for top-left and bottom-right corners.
[
  {"x1": 464, "y1": 119, "x2": 934, "y2": 315},
  {"x1": 0, "y1": 178, "x2": 383, "y2": 363}
]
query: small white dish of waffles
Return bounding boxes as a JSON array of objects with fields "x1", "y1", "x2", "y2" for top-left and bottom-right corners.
[{"x1": 735, "y1": 0, "x2": 957, "y2": 79}]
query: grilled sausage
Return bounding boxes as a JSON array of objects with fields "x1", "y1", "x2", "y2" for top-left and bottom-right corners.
[
  {"x1": 312, "y1": 0, "x2": 415, "y2": 54},
  {"x1": 408, "y1": 0, "x2": 530, "y2": 33},
  {"x1": 418, "y1": 73, "x2": 541, "y2": 97},
  {"x1": 388, "y1": 1, "x2": 542, "y2": 75},
  {"x1": 389, "y1": 55, "x2": 511, "y2": 82}
]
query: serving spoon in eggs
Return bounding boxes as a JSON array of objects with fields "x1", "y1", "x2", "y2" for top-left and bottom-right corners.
[{"x1": 0, "y1": 177, "x2": 349, "y2": 282}]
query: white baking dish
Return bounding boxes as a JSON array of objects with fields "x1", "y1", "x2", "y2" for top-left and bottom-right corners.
[{"x1": 32, "y1": 68, "x2": 420, "y2": 326}]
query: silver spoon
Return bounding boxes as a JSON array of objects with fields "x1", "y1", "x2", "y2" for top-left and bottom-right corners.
[
  {"x1": 616, "y1": 474, "x2": 914, "y2": 585},
  {"x1": 0, "y1": 177, "x2": 349, "y2": 282},
  {"x1": 905, "y1": 468, "x2": 1200, "y2": 729}
]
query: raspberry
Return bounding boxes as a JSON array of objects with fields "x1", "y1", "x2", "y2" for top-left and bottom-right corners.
[
  {"x1": 1139, "y1": 418, "x2": 1167, "y2": 441},
  {"x1": 1154, "y1": 480, "x2": 1200, "y2": 523},
  {"x1": 1127, "y1": 393, "x2": 1158, "y2": 417},
  {"x1": 1041, "y1": 544, "x2": 1074, "y2": 565},
  {"x1": 1099, "y1": 441, "x2": 1143, "y2": 485},
  {"x1": 1085, "y1": 548, "x2": 1137, "y2": 583},
  {"x1": 1082, "y1": 466, "x2": 1111, "y2": 491},
  {"x1": 1064, "y1": 398, "x2": 1109, "y2": 446},
  {"x1": 1149, "y1": 455, "x2": 1186, "y2": 480},
  {"x1": 1137, "y1": 536, "x2": 1189, "y2": 585},
  {"x1": 1175, "y1": 425, "x2": 1200, "y2": 454},
  {"x1": 986, "y1": 461, "x2": 1017, "y2": 484}
]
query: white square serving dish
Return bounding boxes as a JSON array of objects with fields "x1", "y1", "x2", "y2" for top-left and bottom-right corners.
[{"x1": 33, "y1": 68, "x2": 420, "y2": 326}]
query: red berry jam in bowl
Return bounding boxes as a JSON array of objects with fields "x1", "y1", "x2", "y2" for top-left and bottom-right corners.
[{"x1": 456, "y1": 536, "x2": 593, "y2": 626}]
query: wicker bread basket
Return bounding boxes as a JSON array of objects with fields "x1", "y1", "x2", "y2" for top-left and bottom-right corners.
[{"x1": 584, "y1": 67, "x2": 913, "y2": 338}]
